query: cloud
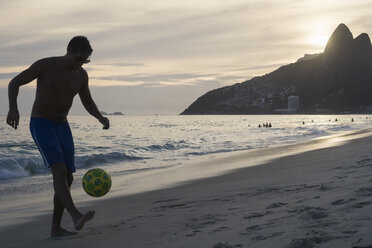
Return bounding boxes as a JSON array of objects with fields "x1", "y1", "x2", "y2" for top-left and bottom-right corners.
[
  {"x1": 91, "y1": 72, "x2": 218, "y2": 84},
  {"x1": 94, "y1": 63, "x2": 146, "y2": 67},
  {"x1": 0, "y1": 73, "x2": 17, "y2": 80},
  {"x1": 2, "y1": 0, "x2": 367, "y2": 69},
  {"x1": 0, "y1": 0, "x2": 310, "y2": 66},
  {"x1": 0, "y1": 81, "x2": 225, "y2": 115},
  {"x1": 1, "y1": 0, "x2": 372, "y2": 114},
  {"x1": 233, "y1": 63, "x2": 288, "y2": 72}
]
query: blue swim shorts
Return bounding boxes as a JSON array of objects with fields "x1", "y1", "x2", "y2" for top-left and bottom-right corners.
[{"x1": 29, "y1": 117, "x2": 76, "y2": 173}]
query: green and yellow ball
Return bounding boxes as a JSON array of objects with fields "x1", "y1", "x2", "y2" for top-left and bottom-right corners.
[{"x1": 82, "y1": 168, "x2": 112, "y2": 197}]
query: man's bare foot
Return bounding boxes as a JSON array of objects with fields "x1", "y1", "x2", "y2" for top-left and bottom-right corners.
[
  {"x1": 51, "y1": 227, "x2": 78, "y2": 237},
  {"x1": 74, "y1": 210, "x2": 95, "y2": 231}
]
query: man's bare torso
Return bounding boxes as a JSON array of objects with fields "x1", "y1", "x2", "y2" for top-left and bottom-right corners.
[{"x1": 31, "y1": 57, "x2": 86, "y2": 123}]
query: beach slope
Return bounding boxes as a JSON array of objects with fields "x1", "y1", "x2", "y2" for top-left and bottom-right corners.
[{"x1": 1, "y1": 131, "x2": 372, "y2": 248}]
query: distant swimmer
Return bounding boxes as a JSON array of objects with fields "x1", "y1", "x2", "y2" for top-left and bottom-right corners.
[
  {"x1": 268, "y1": 123, "x2": 272, "y2": 128},
  {"x1": 351, "y1": 118, "x2": 354, "y2": 122},
  {"x1": 6, "y1": 36, "x2": 109, "y2": 237},
  {"x1": 258, "y1": 124, "x2": 262, "y2": 128},
  {"x1": 335, "y1": 118, "x2": 338, "y2": 122},
  {"x1": 302, "y1": 121, "x2": 305, "y2": 125}
]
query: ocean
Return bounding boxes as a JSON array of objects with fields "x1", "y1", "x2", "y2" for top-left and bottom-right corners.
[
  {"x1": 1, "y1": 114, "x2": 371, "y2": 182},
  {"x1": 1, "y1": 114, "x2": 372, "y2": 225}
]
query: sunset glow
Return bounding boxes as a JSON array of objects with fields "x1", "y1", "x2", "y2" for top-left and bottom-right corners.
[
  {"x1": 0, "y1": 0, "x2": 371, "y2": 114},
  {"x1": 309, "y1": 33, "x2": 330, "y2": 47}
]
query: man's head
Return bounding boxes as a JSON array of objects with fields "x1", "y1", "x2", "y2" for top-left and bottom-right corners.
[
  {"x1": 66, "y1": 36, "x2": 93, "y2": 68},
  {"x1": 67, "y1": 36, "x2": 93, "y2": 55}
]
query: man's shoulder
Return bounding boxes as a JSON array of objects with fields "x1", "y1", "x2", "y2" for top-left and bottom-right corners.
[
  {"x1": 33, "y1": 57, "x2": 60, "y2": 69},
  {"x1": 39, "y1": 56, "x2": 63, "y2": 65},
  {"x1": 77, "y1": 67, "x2": 88, "y2": 80},
  {"x1": 77, "y1": 66, "x2": 88, "y2": 74}
]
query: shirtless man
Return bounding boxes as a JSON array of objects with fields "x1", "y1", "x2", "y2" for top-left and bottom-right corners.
[{"x1": 6, "y1": 36, "x2": 109, "y2": 237}]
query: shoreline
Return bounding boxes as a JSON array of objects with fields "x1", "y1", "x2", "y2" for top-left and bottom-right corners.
[
  {"x1": 86, "y1": 128, "x2": 372, "y2": 199},
  {"x1": 1, "y1": 114, "x2": 371, "y2": 182},
  {"x1": 1, "y1": 129, "x2": 372, "y2": 247}
]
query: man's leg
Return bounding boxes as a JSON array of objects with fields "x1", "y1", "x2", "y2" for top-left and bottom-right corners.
[
  {"x1": 51, "y1": 170, "x2": 77, "y2": 237},
  {"x1": 51, "y1": 163, "x2": 95, "y2": 232}
]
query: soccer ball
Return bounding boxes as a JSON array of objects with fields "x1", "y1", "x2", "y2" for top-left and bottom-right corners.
[{"x1": 82, "y1": 168, "x2": 112, "y2": 197}]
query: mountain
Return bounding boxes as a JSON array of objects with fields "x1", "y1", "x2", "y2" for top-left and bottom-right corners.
[{"x1": 180, "y1": 24, "x2": 372, "y2": 115}]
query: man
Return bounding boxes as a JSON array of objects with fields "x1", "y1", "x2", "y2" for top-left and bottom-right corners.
[{"x1": 6, "y1": 36, "x2": 110, "y2": 237}]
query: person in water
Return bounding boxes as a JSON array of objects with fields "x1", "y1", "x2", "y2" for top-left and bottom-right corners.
[{"x1": 6, "y1": 36, "x2": 109, "y2": 237}]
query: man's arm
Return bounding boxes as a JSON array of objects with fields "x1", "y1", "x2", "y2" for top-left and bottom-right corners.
[
  {"x1": 7, "y1": 60, "x2": 43, "y2": 129},
  {"x1": 79, "y1": 72, "x2": 109, "y2": 130}
]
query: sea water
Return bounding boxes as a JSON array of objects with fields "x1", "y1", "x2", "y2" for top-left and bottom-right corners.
[
  {"x1": 1, "y1": 114, "x2": 372, "y2": 226},
  {"x1": 1, "y1": 115, "x2": 371, "y2": 182}
]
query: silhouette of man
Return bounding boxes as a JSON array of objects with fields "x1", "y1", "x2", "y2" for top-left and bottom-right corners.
[{"x1": 6, "y1": 36, "x2": 109, "y2": 237}]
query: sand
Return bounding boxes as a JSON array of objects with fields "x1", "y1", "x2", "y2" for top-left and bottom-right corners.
[{"x1": 1, "y1": 130, "x2": 372, "y2": 248}]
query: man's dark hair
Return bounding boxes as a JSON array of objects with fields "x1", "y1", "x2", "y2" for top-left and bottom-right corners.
[{"x1": 67, "y1": 36, "x2": 93, "y2": 55}]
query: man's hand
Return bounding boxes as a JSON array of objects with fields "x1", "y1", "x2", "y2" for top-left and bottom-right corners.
[
  {"x1": 99, "y1": 117, "x2": 110, "y2": 130},
  {"x1": 6, "y1": 109, "x2": 20, "y2": 129}
]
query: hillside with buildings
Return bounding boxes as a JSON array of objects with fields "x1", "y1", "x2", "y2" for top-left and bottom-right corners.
[{"x1": 180, "y1": 24, "x2": 372, "y2": 115}]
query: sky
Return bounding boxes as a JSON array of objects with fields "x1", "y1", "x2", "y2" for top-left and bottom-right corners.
[{"x1": 1, "y1": 0, "x2": 372, "y2": 115}]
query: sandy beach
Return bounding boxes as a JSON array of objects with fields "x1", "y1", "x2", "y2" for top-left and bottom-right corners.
[{"x1": 1, "y1": 130, "x2": 372, "y2": 248}]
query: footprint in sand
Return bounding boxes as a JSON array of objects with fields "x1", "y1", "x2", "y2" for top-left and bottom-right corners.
[
  {"x1": 331, "y1": 197, "x2": 358, "y2": 206},
  {"x1": 85, "y1": 220, "x2": 126, "y2": 235},
  {"x1": 186, "y1": 214, "x2": 227, "y2": 234},
  {"x1": 352, "y1": 201, "x2": 371, "y2": 209},
  {"x1": 209, "y1": 226, "x2": 231, "y2": 234},
  {"x1": 244, "y1": 225, "x2": 262, "y2": 231},
  {"x1": 353, "y1": 175, "x2": 371, "y2": 179},
  {"x1": 185, "y1": 230, "x2": 201, "y2": 237},
  {"x1": 251, "y1": 231, "x2": 285, "y2": 241},
  {"x1": 253, "y1": 187, "x2": 281, "y2": 196},
  {"x1": 355, "y1": 187, "x2": 372, "y2": 196},
  {"x1": 300, "y1": 208, "x2": 328, "y2": 220},
  {"x1": 289, "y1": 206, "x2": 328, "y2": 220},
  {"x1": 357, "y1": 158, "x2": 372, "y2": 167},
  {"x1": 266, "y1": 202, "x2": 287, "y2": 209},
  {"x1": 318, "y1": 184, "x2": 333, "y2": 191},
  {"x1": 153, "y1": 198, "x2": 180, "y2": 204},
  {"x1": 126, "y1": 215, "x2": 148, "y2": 222},
  {"x1": 152, "y1": 201, "x2": 196, "y2": 211},
  {"x1": 239, "y1": 225, "x2": 263, "y2": 237},
  {"x1": 244, "y1": 211, "x2": 269, "y2": 219},
  {"x1": 213, "y1": 242, "x2": 243, "y2": 248},
  {"x1": 342, "y1": 230, "x2": 359, "y2": 234},
  {"x1": 331, "y1": 199, "x2": 348, "y2": 205},
  {"x1": 285, "y1": 236, "x2": 333, "y2": 248}
]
